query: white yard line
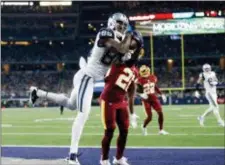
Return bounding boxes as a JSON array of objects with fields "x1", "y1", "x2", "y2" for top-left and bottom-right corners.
[
  {"x1": 2, "y1": 124, "x2": 13, "y2": 127},
  {"x1": 2, "y1": 133, "x2": 224, "y2": 136},
  {"x1": 2, "y1": 125, "x2": 224, "y2": 128},
  {"x1": 33, "y1": 118, "x2": 203, "y2": 123},
  {"x1": 2, "y1": 145, "x2": 225, "y2": 149}
]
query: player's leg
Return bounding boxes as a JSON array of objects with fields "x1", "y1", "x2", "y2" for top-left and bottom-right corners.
[
  {"x1": 113, "y1": 107, "x2": 130, "y2": 165},
  {"x1": 69, "y1": 73, "x2": 94, "y2": 164},
  {"x1": 29, "y1": 71, "x2": 84, "y2": 110},
  {"x1": 60, "y1": 106, "x2": 64, "y2": 115},
  {"x1": 100, "y1": 100, "x2": 116, "y2": 165},
  {"x1": 152, "y1": 99, "x2": 169, "y2": 135},
  {"x1": 210, "y1": 94, "x2": 224, "y2": 126},
  {"x1": 198, "y1": 93, "x2": 214, "y2": 126},
  {"x1": 142, "y1": 100, "x2": 152, "y2": 135}
]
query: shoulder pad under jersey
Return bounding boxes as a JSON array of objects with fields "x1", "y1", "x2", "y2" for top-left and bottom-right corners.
[
  {"x1": 97, "y1": 28, "x2": 115, "y2": 47},
  {"x1": 98, "y1": 28, "x2": 115, "y2": 39}
]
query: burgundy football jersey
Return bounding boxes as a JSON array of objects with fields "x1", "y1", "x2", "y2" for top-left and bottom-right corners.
[{"x1": 100, "y1": 64, "x2": 137, "y2": 103}]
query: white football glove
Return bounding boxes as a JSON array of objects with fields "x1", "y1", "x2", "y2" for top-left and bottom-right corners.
[
  {"x1": 130, "y1": 113, "x2": 139, "y2": 129},
  {"x1": 161, "y1": 94, "x2": 167, "y2": 103},
  {"x1": 139, "y1": 93, "x2": 148, "y2": 99},
  {"x1": 121, "y1": 50, "x2": 134, "y2": 62},
  {"x1": 195, "y1": 91, "x2": 200, "y2": 98}
]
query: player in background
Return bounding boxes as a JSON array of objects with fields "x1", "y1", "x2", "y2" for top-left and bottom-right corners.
[
  {"x1": 29, "y1": 13, "x2": 133, "y2": 165},
  {"x1": 195, "y1": 64, "x2": 224, "y2": 127},
  {"x1": 100, "y1": 31, "x2": 144, "y2": 165},
  {"x1": 136, "y1": 65, "x2": 169, "y2": 135}
]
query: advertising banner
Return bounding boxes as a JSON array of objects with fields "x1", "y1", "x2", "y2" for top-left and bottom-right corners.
[{"x1": 135, "y1": 18, "x2": 225, "y2": 36}]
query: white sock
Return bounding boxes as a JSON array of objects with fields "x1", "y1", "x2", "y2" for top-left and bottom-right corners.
[
  {"x1": 202, "y1": 107, "x2": 213, "y2": 118},
  {"x1": 37, "y1": 89, "x2": 76, "y2": 110},
  {"x1": 70, "y1": 112, "x2": 89, "y2": 154},
  {"x1": 213, "y1": 108, "x2": 223, "y2": 123}
]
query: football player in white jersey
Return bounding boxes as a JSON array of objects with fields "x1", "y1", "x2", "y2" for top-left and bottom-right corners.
[
  {"x1": 195, "y1": 64, "x2": 224, "y2": 127},
  {"x1": 29, "y1": 13, "x2": 133, "y2": 165}
]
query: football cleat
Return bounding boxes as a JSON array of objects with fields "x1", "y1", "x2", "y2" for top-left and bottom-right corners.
[
  {"x1": 197, "y1": 116, "x2": 205, "y2": 127},
  {"x1": 159, "y1": 130, "x2": 169, "y2": 135},
  {"x1": 113, "y1": 157, "x2": 130, "y2": 165},
  {"x1": 100, "y1": 159, "x2": 111, "y2": 165},
  {"x1": 29, "y1": 86, "x2": 39, "y2": 105},
  {"x1": 65, "y1": 153, "x2": 81, "y2": 165},
  {"x1": 218, "y1": 120, "x2": 225, "y2": 127},
  {"x1": 141, "y1": 125, "x2": 148, "y2": 136}
]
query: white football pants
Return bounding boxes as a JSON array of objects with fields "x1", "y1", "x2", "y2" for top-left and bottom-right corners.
[
  {"x1": 202, "y1": 92, "x2": 223, "y2": 123},
  {"x1": 37, "y1": 69, "x2": 94, "y2": 154}
]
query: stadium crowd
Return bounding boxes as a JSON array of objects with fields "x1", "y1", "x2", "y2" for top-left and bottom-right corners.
[{"x1": 1, "y1": 1, "x2": 224, "y2": 104}]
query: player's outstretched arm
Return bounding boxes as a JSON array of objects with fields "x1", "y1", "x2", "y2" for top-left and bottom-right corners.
[
  {"x1": 195, "y1": 73, "x2": 203, "y2": 98},
  {"x1": 128, "y1": 82, "x2": 135, "y2": 115},
  {"x1": 104, "y1": 32, "x2": 132, "y2": 54},
  {"x1": 128, "y1": 82, "x2": 139, "y2": 129}
]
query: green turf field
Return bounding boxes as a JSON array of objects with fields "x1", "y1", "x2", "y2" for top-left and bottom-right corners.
[{"x1": 2, "y1": 105, "x2": 225, "y2": 147}]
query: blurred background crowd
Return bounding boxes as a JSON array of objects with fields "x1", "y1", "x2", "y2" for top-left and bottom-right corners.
[{"x1": 1, "y1": 1, "x2": 225, "y2": 107}]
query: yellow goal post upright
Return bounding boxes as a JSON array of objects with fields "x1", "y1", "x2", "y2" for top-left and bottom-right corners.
[{"x1": 150, "y1": 33, "x2": 185, "y2": 105}]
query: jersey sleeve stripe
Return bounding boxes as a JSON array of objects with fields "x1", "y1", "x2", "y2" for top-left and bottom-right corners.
[
  {"x1": 77, "y1": 75, "x2": 88, "y2": 111},
  {"x1": 79, "y1": 76, "x2": 92, "y2": 112}
]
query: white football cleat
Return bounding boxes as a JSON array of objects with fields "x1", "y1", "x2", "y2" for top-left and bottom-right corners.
[
  {"x1": 67, "y1": 160, "x2": 80, "y2": 165},
  {"x1": 159, "y1": 130, "x2": 169, "y2": 135},
  {"x1": 218, "y1": 121, "x2": 225, "y2": 127},
  {"x1": 141, "y1": 125, "x2": 148, "y2": 136},
  {"x1": 197, "y1": 116, "x2": 205, "y2": 127},
  {"x1": 113, "y1": 157, "x2": 130, "y2": 165},
  {"x1": 65, "y1": 153, "x2": 81, "y2": 165},
  {"x1": 29, "y1": 86, "x2": 39, "y2": 105},
  {"x1": 100, "y1": 159, "x2": 111, "y2": 165}
]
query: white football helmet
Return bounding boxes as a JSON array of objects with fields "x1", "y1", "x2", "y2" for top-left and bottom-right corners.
[
  {"x1": 202, "y1": 63, "x2": 211, "y2": 73},
  {"x1": 107, "y1": 12, "x2": 129, "y2": 38}
]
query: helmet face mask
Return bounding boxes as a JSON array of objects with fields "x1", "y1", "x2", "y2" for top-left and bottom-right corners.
[
  {"x1": 107, "y1": 13, "x2": 129, "y2": 38},
  {"x1": 202, "y1": 64, "x2": 211, "y2": 73},
  {"x1": 139, "y1": 65, "x2": 150, "y2": 77}
]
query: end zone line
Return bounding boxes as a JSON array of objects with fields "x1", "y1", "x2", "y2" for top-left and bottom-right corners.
[{"x1": 2, "y1": 145, "x2": 225, "y2": 149}]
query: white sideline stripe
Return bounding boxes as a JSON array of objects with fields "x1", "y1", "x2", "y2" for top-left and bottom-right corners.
[
  {"x1": 2, "y1": 125, "x2": 224, "y2": 128},
  {"x1": 2, "y1": 124, "x2": 13, "y2": 127},
  {"x1": 179, "y1": 115, "x2": 198, "y2": 117},
  {"x1": 2, "y1": 133, "x2": 225, "y2": 136},
  {"x1": 2, "y1": 145, "x2": 225, "y2": 149},
  {"x1": 33, "y1": 118, "x2": 200, "y2": 123}
]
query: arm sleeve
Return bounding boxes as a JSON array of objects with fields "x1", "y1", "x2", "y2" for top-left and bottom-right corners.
[
  {"x1": 155, "y1": 85, "x2": 162, "y2": 95},
  {"x1": 196, "y1": 73, "x2": 203, "y2": 90},
  {"x1": 128, "y1": 82, "x2": 135, "y2": 114}
]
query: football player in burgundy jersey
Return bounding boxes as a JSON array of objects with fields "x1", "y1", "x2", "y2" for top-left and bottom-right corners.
[
  {"x1": 136, "y1": 65, "x2": 169, "y2": 136},
  {"x1": 100, "y1": 31, "x2": 143, "y2": 165}
]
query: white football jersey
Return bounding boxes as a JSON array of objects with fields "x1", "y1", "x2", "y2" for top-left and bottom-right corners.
[
  {"x1": 199, "y1": 71, "x2": 217, "y2": 94},
  {"x1": 83, "y1": 28, "x2": 120, "y2": 81}
]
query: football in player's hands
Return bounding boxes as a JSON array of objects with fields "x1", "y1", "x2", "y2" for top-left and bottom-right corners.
[{"x1": 129, "y1": 39, "x2": 138, "y2": 50}]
